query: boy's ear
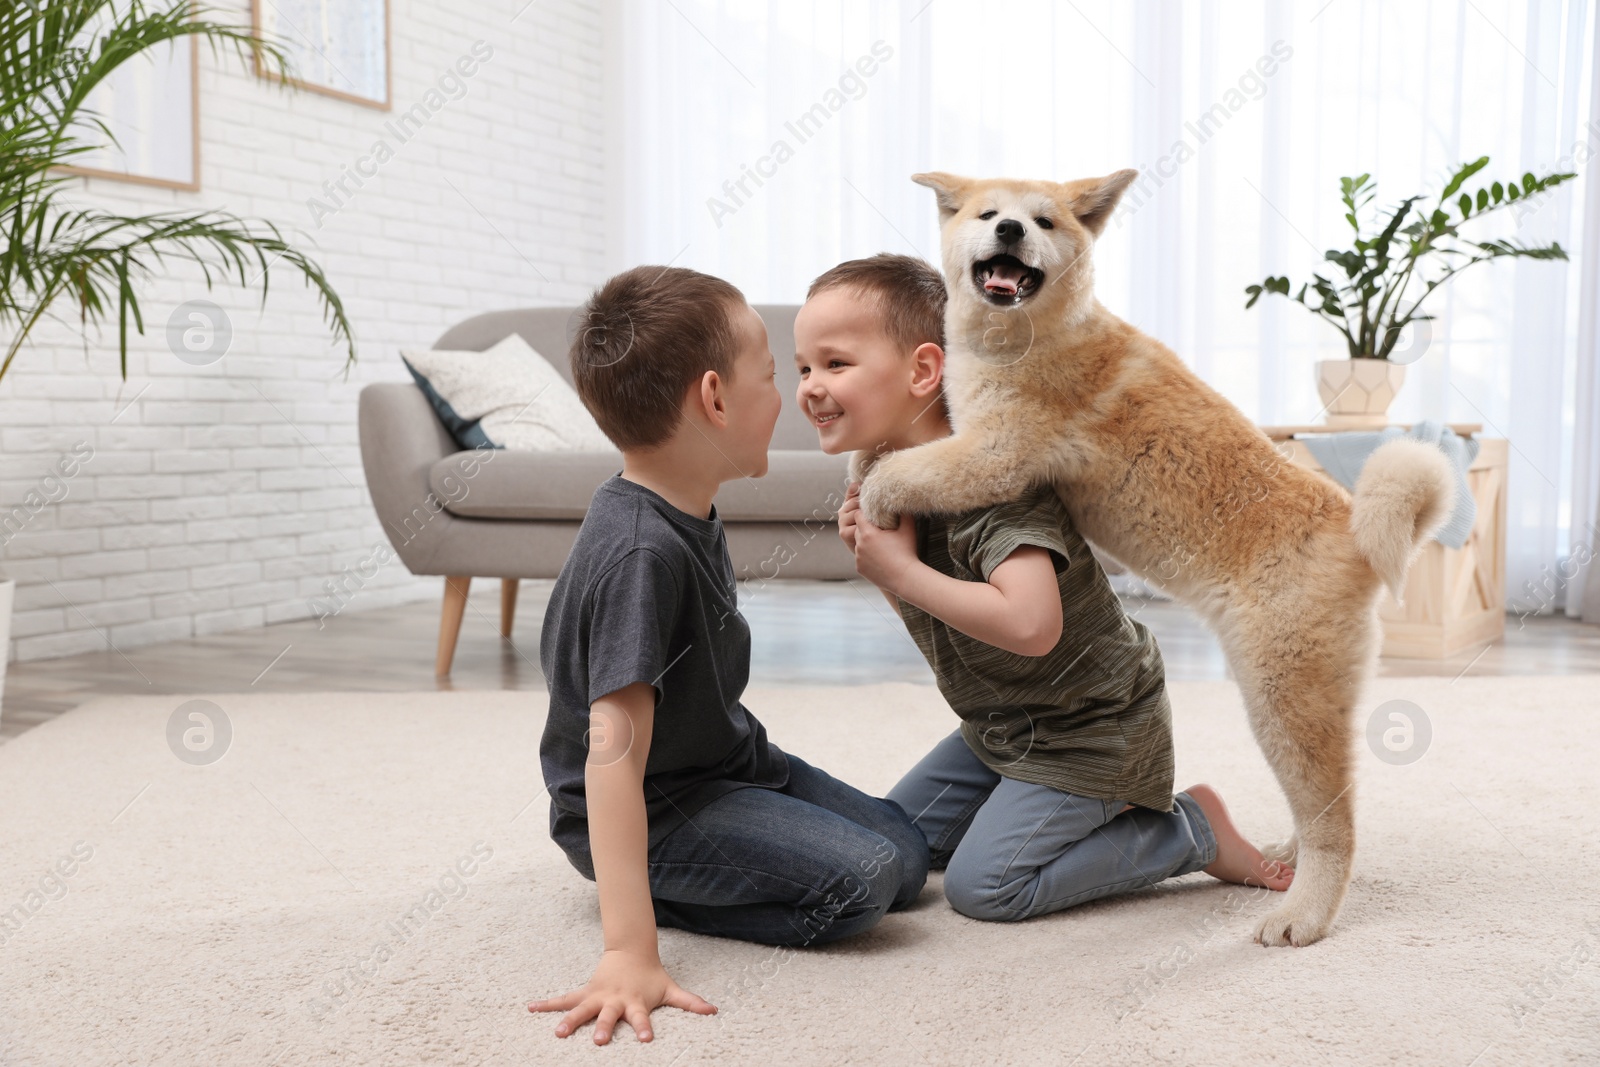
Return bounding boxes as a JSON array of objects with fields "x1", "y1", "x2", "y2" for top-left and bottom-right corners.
[
  {"x1": 1063, "y1": 168, "x2": 1139, "y2": 238},
  {"x1": 909, "y1": 341, "x2": 945, "y2": 399},
  {"x1": 694, "y1": 368, "x2": 728, "y2": 428},
  {"x1": 911, "y1": 172, "x2": 974, "y2": 219}
]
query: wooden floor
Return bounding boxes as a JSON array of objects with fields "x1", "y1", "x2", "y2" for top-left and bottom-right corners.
[{"x1": 4, "y1": 578, "x2": 1599, "y2": 743}]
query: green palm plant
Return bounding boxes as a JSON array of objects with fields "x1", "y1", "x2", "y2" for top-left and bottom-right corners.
[
  {"x1": 1244, "y1": 157, "x2": 1575, "y2": 360},
  {"x1": 0, "y1": 0, "x2": 354, "y2": 387}
]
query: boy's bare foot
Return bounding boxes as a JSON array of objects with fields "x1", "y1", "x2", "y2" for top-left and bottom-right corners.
[{"x1": 1183, "y1": 784, "x2": 1295, "y2": 891}]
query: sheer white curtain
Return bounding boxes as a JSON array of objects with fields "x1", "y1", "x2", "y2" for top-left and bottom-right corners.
[
  {"x1": 1572, "y1": 1, "x2": 1600, "y2": 621},
  {"x1": 614, "y1": 0, "x2": 1599, "y2": 616}
]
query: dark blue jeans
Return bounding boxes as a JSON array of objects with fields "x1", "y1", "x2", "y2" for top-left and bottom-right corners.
[{"x1": 644, "y1": 750, "x2": 929, "y2": 946}]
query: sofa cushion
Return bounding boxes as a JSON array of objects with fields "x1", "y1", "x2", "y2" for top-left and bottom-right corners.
[
  {"x1": 401, "y1": 334, "x2": 615, "y2": 453},
  {"x1": 431, "y1": 449, "x2": 851, "y2": 522}
]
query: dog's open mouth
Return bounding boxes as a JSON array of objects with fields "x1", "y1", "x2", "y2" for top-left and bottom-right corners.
[{"x1": 972, "y1": 254, "x2": 1044, "y2": 305}]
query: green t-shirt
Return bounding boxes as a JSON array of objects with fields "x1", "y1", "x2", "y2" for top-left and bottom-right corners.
[{"x1": 896, "y1": 484, "x2": 1177, "y2": 812}]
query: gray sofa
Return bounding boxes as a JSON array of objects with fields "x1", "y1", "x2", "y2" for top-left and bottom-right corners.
[{"x1": 358, "y1": 304, "x2": 855, "y2": 675}]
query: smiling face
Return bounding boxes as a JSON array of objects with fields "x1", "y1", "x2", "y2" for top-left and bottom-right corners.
[
  {"x1": 792, "y1": 286, "x2": 946, "y2": 456},
  {"x1": 912, "y1": 170, "x2": 1140, "y2": 315}
]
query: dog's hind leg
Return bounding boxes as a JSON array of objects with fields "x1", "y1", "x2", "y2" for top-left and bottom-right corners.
[{"x1": 1222, "y1": 605, "x2": 1375, "y2": 947}]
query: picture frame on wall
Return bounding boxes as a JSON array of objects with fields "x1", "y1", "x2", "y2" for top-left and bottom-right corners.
[
  {"x1": 59, "y1": 30, "x2": 199, "y2": 190},
  {"x1": 252, "y1": 0, "x2": 391, "y2": 110}
]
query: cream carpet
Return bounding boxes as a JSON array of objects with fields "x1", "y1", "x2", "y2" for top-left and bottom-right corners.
[{"x1": 1, "y1": 677, "x2": 1596, "y2": 1066}]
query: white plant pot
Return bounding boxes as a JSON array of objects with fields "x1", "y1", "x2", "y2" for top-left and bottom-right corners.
[
  {"x1": 0, "y1": 577, "x2": 12, "y2": 713},
  {"x1": 1317, "y1": 358, "x2": 1406, "y2": 430}
]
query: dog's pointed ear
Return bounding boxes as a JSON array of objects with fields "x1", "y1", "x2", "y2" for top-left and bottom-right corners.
[
  {"x1": 912, "y1": 172, "x2": 973, "y2": 218},
  {"x1": 1065, "y1": 169, "x2": 1140, "y2": 238}
]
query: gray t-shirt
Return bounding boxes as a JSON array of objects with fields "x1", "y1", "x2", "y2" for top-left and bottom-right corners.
[{"x1": 539, "y1": 475, "x2": 789, "y2": 875}]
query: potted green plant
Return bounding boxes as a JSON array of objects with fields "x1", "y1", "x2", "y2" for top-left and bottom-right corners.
[
  {"x1": 1246, "y1": 157, "x2": 1573, "y2": 428},
  {"x1": 0, "y1": 1, "x2": 355, "y2": 702}
]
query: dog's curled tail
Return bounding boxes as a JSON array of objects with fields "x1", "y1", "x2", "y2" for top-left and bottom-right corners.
[{"x1": 1349, "y1": 438, "x2": 1457, "y2": 603}]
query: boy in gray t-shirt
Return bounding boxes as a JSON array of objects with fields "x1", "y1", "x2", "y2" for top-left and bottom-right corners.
[
  {"x1": 530, "y1": 266, "x2": 927, "y2": 1047},
  {"x1": 539, "y1": 472, "x2": 791, "y2": 873}
]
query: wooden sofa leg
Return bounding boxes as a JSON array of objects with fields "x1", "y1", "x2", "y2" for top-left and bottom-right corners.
[
  {"x1": 437, "y1": 575, "x2": 471, "y2": 677},
  {"x1": 501, "y1": 578, "x2": 519, "y2": 638}
]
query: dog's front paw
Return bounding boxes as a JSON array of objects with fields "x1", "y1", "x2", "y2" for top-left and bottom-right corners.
[
  {"x1": 856, "y1": 475, "x2": 902, "y2": 530},
  {"x1": 848, "y1": 448, "x2": 885, "y2": 486},
  {"x1": 857, "y1": 449, "x2": 946, "y2": 527}
]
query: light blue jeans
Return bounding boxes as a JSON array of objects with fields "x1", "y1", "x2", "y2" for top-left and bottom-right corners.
[{"x1": 886, "y1": 729, "x2": 1218, "y2": 921}]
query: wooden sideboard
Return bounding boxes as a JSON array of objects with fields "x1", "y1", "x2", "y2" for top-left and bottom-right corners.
[{"x1": 1261, "y1": 424, "x2": 1508, "y2": 659}]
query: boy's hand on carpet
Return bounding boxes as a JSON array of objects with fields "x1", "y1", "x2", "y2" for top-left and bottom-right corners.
[{"x1": 529, "y1": 948, "x2": 717, "y2": 1044}]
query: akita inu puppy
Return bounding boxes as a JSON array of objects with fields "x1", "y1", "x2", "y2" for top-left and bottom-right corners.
[{"x1": 855, "y1": 169, "x2": 1455, "y2": 947}]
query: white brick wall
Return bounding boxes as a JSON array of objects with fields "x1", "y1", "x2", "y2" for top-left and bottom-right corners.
[{"x1": 0, "y1": 0, "x2": 609, "y2": 663}]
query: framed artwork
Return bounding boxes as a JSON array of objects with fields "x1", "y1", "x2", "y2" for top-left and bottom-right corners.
[
  {"x1": 252, "y1": 0, "x2": 391, "y2": 110},
  {"x1": 59, "y1": 27, "x2": 199, "y2": 190}
]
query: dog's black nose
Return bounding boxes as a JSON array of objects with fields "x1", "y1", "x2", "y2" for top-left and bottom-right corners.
[{"x1": 995, "y1": 218, "x2": 1025, "y2": 244}]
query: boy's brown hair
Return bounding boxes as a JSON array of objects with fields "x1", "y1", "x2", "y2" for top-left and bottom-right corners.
[
  {"x1": 805, "y1": 252, "x2": 947, "y2": 352},
  {"x1": 570, "y1": 265, "x2": 746, "y2": 450}
]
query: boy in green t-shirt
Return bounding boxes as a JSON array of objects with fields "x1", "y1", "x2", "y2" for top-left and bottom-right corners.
[{"x1": 794, "y1": 253, "x2": 1293, "y2": 921}]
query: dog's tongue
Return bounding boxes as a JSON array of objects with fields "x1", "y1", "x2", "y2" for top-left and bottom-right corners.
[{"x1": 984, "y1": 261, "x2": 1027, "y2": 296}]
